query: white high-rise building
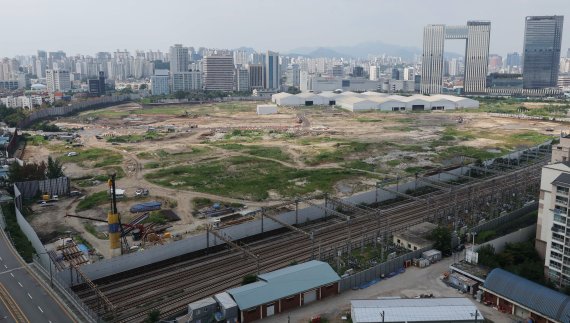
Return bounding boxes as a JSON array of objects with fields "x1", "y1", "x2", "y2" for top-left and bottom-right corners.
[
  {"x1": 171, "y1": 71, "x2": 202, "y2": 92},
  {"x1": 536, "y1": 134, "x2": 570, "y2": 287},
  {"x1": 285, "y1": 64, "x2": 300, "y2": 87},
  {"x1": 203, "y1": 51, "x2": 234, "y2": 91},
  {"x1": 169, "y1": 44, "x2": 189, "y2": 73},
  {"x1": 151, "y1": 69, "x2": 170, "y2": 95},
  {"x1": 45, "y1": 69, "x2": 71, "y2": 92},
  {"x1": 369, "y1": 66, "x2": 379, "y2": 81},
  {"x1": 403, "y1": 67, "x2": 415, "y2": 81},
  {"x1": 265, "y1": 51, "x2": 280, "y2": 90}
]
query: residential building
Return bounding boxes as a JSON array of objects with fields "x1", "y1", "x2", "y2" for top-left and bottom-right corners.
[
  {"x1": 421, "y1": 21, "x2": 490, "y2": 94},
  {"x1": 265, "y1": 51, "x2": 279, "y2": 90},
  {"x1": 351, "y1": 298, "x2": 484, "y2": 323},
  {"x1": 369, "y1": 65, "x2": 379, "y2": 81},
  {"x1": 353, "y1": 66, "x2": 364, "y2": 78},
  {"x1": 523, "y1": 16, "x2": 564, "y2": 89},
  {"x1": 235, "y1": 67, "x2": 250, "y2": 92},
  {"x1": 203, "y1": 51, "x2": 234, "y2": 91},
  {"x1": 249, "y1": 64, "x2": 265, "y2": 90},
  {"x1": 171, "y1": 71, "x2": 202, "y2": 92},
  {"x1": 45, "y1": 69, "x2": 71, "y2": 92},
  {"x1": 285, "y1": 64, "x2": 300, "y2": 87},
  {"x1": 150, "y1": 69, "x2": 170, "y2": 95},
  {"x1": 536, "y1": 134, "x2": 570, "y2": 287},
  {"x1": 332, "y1": 65, "x2": 344, "y2": 78},
  {"x1": 169, "y1": 44, "x2": 189, "y2": 73},
  {"x1": 88, "y1": 71, "x2": 106, "y2": 96},
  {"x1": 506, "y1": 52, "x2": 521, "y2": 69},
  {"x1": 481, "y1": 268, "x2": 570, "y2": 323},
  {"x1": 403, "y1": 67, "x2": 414, "y2": 81}
]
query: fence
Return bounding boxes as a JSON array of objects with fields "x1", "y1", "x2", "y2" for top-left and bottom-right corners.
[
  {"x1": 477, "y1": 225, "x2": 537, "y2": 253},
  {"x1": 14, "y1": 177, "x2": 70, "y2": 200},
  {"x1": 470, "y1": 202, "x2": 537, "y2": 234},
  {"x1": 17, "y1": 94, "x2": 134, "y2": 128},
  {"x1": 339, "y1": 247, "x2": 431, "y2": 291}
]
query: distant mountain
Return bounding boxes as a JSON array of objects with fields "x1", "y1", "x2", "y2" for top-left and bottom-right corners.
[{"x1": 286, "y1": 41, "x2": 462, "y2": 60}]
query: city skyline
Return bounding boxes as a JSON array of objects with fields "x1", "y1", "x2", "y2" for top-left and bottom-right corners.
[{"x1": 1, "y1": 0, "x2": 569, "y2": 58}]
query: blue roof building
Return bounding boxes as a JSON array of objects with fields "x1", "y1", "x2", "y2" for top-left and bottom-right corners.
[
  {"x1": 481, "y1": 268, "x2": 570, "y2": 323},
  {"x1": 227, "y1": 260, "x2": 340, "y2": 322}
]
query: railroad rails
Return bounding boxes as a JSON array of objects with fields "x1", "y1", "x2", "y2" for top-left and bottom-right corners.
[{"x1": 73, "y1": 147, "x2": 550, "y2": 322}]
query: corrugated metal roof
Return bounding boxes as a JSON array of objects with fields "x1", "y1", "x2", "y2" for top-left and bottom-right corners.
[
  {"x1": 214, "y1": 292, "x2": 237, "y2": 310},
  {"x1": 351, "y1": 298, "x2": 483, "y2": 323},
  {"x1": 188, "y1": 297, "x2": 216, "y2": 310},
  {"x1": 227, "y1": 260, "x2": 340, "y2": 310},
  {"x1": 483, "y1": 268, "x2": 570, "y2": 322}
]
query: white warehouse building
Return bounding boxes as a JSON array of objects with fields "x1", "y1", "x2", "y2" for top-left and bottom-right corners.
[{"x1": 271, "y1": 91, "x2": 479, "y2": 112}]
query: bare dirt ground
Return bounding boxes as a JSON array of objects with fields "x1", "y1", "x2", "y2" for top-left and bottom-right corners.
[{"x1": 21, "y1": 101, "x2": 563, "y2": 258}]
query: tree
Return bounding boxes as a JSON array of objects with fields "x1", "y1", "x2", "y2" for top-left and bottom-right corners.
[
  {"x1": 8, "y1": 161, "x2": 46, "y2": 182},
  {"x1": 174, "y1": 90, "x2": 187, "y2": 100},
  {"x1": 46, "y1": 156, "x2": 64, "y2": 179},
  {"x1": 139, "y1": 84, "x2": 148, "y2": 90},
  {"x1": 429, "y1": 226, "x2": 452, "y2": 254},
  {"x1": 242, "y1": 274, "x2": 257, "y2": 285},
  {"x1": 477, "y1": 244, "x2": 499, "y2": 268},
  {"x1": 145, "y1": 309, "x2": 160, "y2": 323}
]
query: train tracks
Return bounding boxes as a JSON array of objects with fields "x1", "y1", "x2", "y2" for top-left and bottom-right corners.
[{"x1": 73, "y1": 150, "x2": 549, "y2": 322}]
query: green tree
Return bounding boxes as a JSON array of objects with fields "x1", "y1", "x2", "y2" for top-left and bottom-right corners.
[
  {"x1": 174, "y1": 90, "x2": 187, "y2": 100},
  {"x1": 286, "y1": 86, "x2": 301, "y2": 94},
  {"x1": 9, "y1": 161, "x2": 47, "y2": 182},
  {"x1": 46, "y1": 156, "x2": 64, "y2": 179},
  {"x1": 145, "y1": 309, "x2": 160, "y2": 323},
  {"x1": 139, "y1": 84, "x2": 148, "y2": 90},
  {"x1": 429, "y1": 226, "x2": 451, "y2": 253},
  {"x1": 477, "y1": 244, "x2": 499, "y2": 268},
  {"x1": 242, "y1": 274, "x2": 257, "y2": 285}
]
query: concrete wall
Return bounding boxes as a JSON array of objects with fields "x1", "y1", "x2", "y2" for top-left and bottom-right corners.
[
  {"x1": 477, "y1": 225, "x2": 537, "y2": 253},
  {"x1": 14, "y1": 177, "x2": 70, "y2": 199}
]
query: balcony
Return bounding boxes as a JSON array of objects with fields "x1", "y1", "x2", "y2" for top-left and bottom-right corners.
[
  {"x1": 552, "y1": 226, "x2": 566, "y2": 234},
  {"x1": 553, "y1": 234, "x2": 565, "y2": 243}
]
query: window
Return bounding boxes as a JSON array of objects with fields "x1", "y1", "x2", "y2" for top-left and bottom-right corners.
[
  {"x1": 414, "y1": 246, "x2": 417, "y2": 250},
  {"x1": 397, "y1": 239, "x2": 401, "y2": 244},
  {"x1": 550, "y1": 260, "x2": 562, "y2": 270},
  {"x1": 552, "y1": 232, "x2": 565, "y2": 243},
  {"x1": 551, "y1": 251, "x2": 563, "y2": 261},
  {"x1": 407, "y1": 243, "x2": 411, "y2": 248}
]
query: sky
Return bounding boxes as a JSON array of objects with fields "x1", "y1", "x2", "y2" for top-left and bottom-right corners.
[{"x1": 1, "y1": 0, "x2": 569, "y2": 58}]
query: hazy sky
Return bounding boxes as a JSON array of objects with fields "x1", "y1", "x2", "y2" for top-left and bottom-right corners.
[{"x1": 1, "y1": 0, "x2": 569, "y2": 58}]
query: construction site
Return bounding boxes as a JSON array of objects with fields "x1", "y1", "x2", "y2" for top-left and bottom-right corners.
[{"x1": 13, "y1": 100, "x2": 561, "y2": 321}]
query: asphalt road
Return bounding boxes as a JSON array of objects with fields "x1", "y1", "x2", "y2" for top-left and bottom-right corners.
[{"x1": 0, "y1": 231, "x2": 75, "y2": 323}]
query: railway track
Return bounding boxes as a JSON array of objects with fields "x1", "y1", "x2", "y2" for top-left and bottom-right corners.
[{"x1": 73, "y1": 152, "x2": 548, "y2": 322}]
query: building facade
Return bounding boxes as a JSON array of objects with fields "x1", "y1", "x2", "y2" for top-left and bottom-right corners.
[
  {"x1": 421, "y1": 21, "x2": 491, "y2": 94},
  {"x1": 536, "y1": 134, "x2": 570, "y2": 287},
  {"x1": 150, "y1": 69, "x2": 170, "y2": 95},
  {"x1": 523, "y1": 16, "x2": 564, "y2": 89},
  {"x1": 235, "y1": 67, "x2": 250, "y2": 92},
  {"x1": 203, "y1": 52, "x2": 234, "y2": 91},
  {"x1": 169, "y1": 44, "x2": 189, "y2": 73},
  {"x1": 265, "y1": 51, "x2": 279, "y2": 90},
  {"x1": 171, "y1": 71, "x2": 202, "y2": 92},
  {"x1": 249, "y1": 64, "x2": 265, "y2": 90},
  {"x1": 45, "y1": 69, "x2": 71, "y2": 92}
]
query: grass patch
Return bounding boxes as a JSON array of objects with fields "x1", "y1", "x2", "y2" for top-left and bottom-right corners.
[
  {"x1": 142, "y1": 211, "x2": 168, "y2": 225},
  {"x1": 222, "y1": 129, "x2": 263, "y2": 142},
  {"x1": 356, "y1": 118, "x2": 383, "y2": 123},
  {"x1": 306, "y1": 142, "x2": 371, "y2": 165},
  {"x1": 405, "y1": 166, "x2": 425, "y2": 174},
  {"x1": 216, "y1": 144, "x2": 291, "y2": 162},
  {"x1": 76, "y1": 191, "x2": 109, "y2": 212},
  {"x1": 107, "y1": 131, "x2": 163, "y2": 143},
  {"x1": 384, "y1": 126, "x2": 415, "y2": 132},
  {"x1": 437, "y1": 146, "x2": 503, "y2": 162},
  {"x1": 1, "y1": 203, "x2": 34, "y2": 263},
  {"x1": 25, "y1": 134, "x2": 47, "y2": 146},
  {"x1": 344, "y1": 160, "x2": 378, "y2": 172},
  {"x1": 59, "y1": 148, "x2": 123, "y2": 168},
  {"x1": 145, "y1": 156, "x2": 360, "y2": 200}
]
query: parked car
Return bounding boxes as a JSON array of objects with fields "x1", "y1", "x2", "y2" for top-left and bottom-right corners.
[{"x1": 67, "y1": 152, "x2": 78, "y2": 157}]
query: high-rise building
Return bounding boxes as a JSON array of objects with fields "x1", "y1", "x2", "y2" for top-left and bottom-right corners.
[
  {"x1": 391, "y1": 68, "x2": 400, "y2": 80},
  {"x1": 150, "y1": 69, "x2": 170, "y2": 95},
  {"x1": 203, "y1": 51, "x2": 234, "y2": 91},
  {"x1": 265, "y1": 51, "x2": 279, "y2": 90},
  {"x1": 235, "y1": 67, "x2": 250, "y2": 92},
  {"x1": 88, "y1": 72, "x2": 106, "y2": 96},
  {"x1": 171, "y1": 71, "x2": 202, "y2": 92},
  {"x1": 285, "y1": 64, "x2": 300, "y2": 87},
  {"x1": 369, "y1": 66, "x2": 379, "y2": 81},
  {"x1": 536, "y1": 135, "x2": 570, "y2": 287},
  {"x1": 332, "y1": 65, "x2": 344, "y2": 78},
  {"x1": 45, "y1": 69, "x2": 71, "y2": 92},
  {"x1": 506, "y1": 52, "x2": 522, "y2": 68},
  {"x1": 421, "y1": 21, "x2": 490, "y2": 94},
  {"x1": 248, "y1": 64, "x2": 265, "y2": 90},
  {"x1": 353, "y1": 66, "x2": 364, "y2": 78},
  {"x1": 522, "y1": 16, "x2": 564, "y2": 89},
  {"x1": 169, "y1": 44, "x2": 189, "y2": 73},
  {"x1": 488, "y1": 54, "x2": 503, "y2": 73},
  {"x1": 403, "y1": 67, "x2": 415, "y2": 81}
]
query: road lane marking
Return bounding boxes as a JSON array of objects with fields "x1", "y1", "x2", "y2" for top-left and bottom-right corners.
[
  {"x1": 37, "y1": 306, "x2": 43, "y2": 313},
  {"x1": 27, "y1": 293, "x2": 32, "y2": 300},
  {"x1": 0, "y1": 266, "x2": 25, "y2": 277},
  {"x1": 9, "y1": 273, "x2": 13, "y2": 278},
  {"x1": 17, "y1": 282, "x2": 23, "y2": 288},
  {"x1": 3, "y1": 265, "x2": 6, "y2": 269},
  {"x1": 0, "y1": 282, "x2": 30, "y2": 323},
  {"x1": 0, "y1": 256, "x2": 3, "y2": 261}
]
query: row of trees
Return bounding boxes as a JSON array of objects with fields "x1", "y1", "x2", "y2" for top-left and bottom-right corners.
[
  {"x1": 8, "y1": 156, "x2": 64, "y2": 183},
  {"x1": 0, "y1": 104, "x2": 27, "y2": 127}
]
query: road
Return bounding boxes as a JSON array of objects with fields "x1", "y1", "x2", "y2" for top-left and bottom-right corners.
[{"x1": 0, "y1": 230, "x2": 76, "y2": 322}]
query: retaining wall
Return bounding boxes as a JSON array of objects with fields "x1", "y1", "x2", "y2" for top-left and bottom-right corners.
[
  {"x1": 477, "y1": 225, "x2": 537, "y2": 253},
  {"x1": 14, "y1": 177, "x2": 70, "y2": 199}
]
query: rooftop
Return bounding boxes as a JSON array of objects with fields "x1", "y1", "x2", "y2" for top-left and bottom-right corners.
[
  {"x1": 227, "y1": 260, "x2": 340, "y2": 310},
  {"x1": 449, "y1": 260, "x2": 490, "y2": 283},
  {"x1": 393, "y1": 222, "x2": 437, "y2": 246},
  {"x1": 482, "y1": 268, "x2": 570, "y2": 323},
  {"x1": 552, "y1": 172, "x2": 570, "y2": 187},
  {"x1": 351, "y1": 298, "x2": 483, "y2": 323}
]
